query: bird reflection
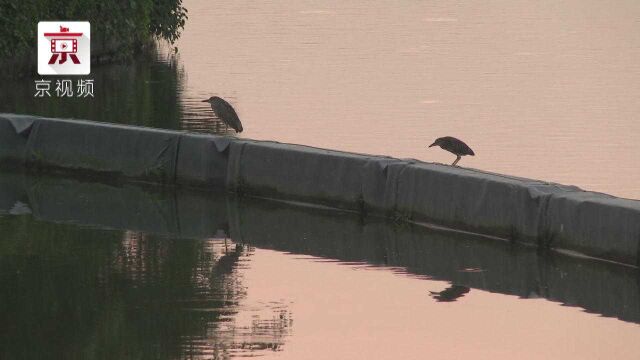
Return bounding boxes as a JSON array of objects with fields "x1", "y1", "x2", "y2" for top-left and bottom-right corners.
[
  {"x1": 213, "y1": 242, "x2": 244, "y2": 276},
  {"x1": 429, "y1": 285, "x2": 471, "y2": 302}
]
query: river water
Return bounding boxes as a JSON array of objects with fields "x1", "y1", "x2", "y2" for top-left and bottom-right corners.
[
  {"x1": 0, "y1": 173, "x2": 639, "y2": 359},
  {"x1": 1, "y1": 2, "x2": 640, "y2": 358},
  {"x1": 1, "y1": 1, "x2": 639, "y2": 198},
  {"x1": 174, "y1": 0, "x2": 640, "y2": 199}
]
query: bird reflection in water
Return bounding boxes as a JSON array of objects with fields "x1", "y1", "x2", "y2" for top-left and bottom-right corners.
[
  {"x1": 114, "y1": 230, "x2": 292, "y2": 357},
  {"x1": 429, "y1": 284, "x2": 471, "y2": 302},
  {"x1": 213, "y1": 242, "x2": 244, "y2": 276}
]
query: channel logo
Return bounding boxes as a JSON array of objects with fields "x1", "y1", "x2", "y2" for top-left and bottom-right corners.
[{"x1": 38, "y1": 21, "x2": 90, "y2": 75}]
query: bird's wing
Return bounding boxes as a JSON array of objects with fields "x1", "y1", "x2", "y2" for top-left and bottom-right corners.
[{"x1": 213, "y1": 99, "x2": 243, "y2": 132}]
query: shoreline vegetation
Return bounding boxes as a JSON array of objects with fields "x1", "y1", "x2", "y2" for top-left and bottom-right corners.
[{"x1": 0, "y1": 0, "x2": 187, "y2": 79}]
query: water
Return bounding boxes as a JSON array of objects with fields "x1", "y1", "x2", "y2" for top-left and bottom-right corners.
[
  {"x1": 1, "y1": 1, "x2": 639, "y2": 198},
  {"x1": 1, "y1": 172, "x2": 639, "y2": 359},
  {"x1": 2, "y1": 4, "x2": 640, "y2": 356},
  {"x1": 177, "y1": 0, "x2": 640, "y2": 199}
]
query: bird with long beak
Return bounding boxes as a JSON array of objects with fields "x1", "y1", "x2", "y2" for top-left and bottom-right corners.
[
  {"x1": 202, "y1": 96, "x2": 244, "y2": 133},
  {"x1": 429, "y1": 136, "x2": 475, "y2": 166}
]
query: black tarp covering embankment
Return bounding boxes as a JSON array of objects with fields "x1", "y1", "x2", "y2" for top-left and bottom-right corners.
[
  {"x1": 225, "y1": 131, "x2": 640, "y2": 266},
  {"x1": 0, "y1": 113, "x2": 230, "y2": 186},
  {"x1": 230, "y1": 195, "x2": 640, "y2": 324},
  {"x1": 1, "y1": 113, "x2": 640, "y2": 265},
  {"x1": 0, "y1": 172, "x2": 638, "y2": 324}
]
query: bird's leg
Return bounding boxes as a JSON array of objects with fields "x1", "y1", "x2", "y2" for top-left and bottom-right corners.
[
  {"x1": 452, "y1": 155, "x2": 461, "y2": 166},
  {"x1": 224, "y1": 237, "x2": 228, "y2": 254}
]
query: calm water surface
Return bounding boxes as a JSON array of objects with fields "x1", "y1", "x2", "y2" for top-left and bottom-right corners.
[
  {"x1": 175, "y1": 0, "x2": 640, "y2": 199},
  {"x1": 1, "y1": 173, "x2": 639, "y2": 359},
  {"x1": 1, "y1": 1, "x2": 639, "y2": 198},
  {"x1": 2, "y1": 3, "x2": 640, "y2": 358}
]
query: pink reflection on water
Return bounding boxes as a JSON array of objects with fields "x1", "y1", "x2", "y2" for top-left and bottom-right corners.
[{"x1": 238, "y1": 249, "x2": 640, "y2": 360}]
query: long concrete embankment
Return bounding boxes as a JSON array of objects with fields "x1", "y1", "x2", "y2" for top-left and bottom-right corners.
[{"x1": 1, "y1": 113, "x2": 639, "y2": 266}]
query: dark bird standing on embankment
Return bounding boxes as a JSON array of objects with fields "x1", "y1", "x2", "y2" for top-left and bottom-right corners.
[
  {"x1": 429, "y1": 136, "x2": 475, "y2": 166},
  {"x1": 202, "y1": 96, "x2": 244, "y2": 133}
]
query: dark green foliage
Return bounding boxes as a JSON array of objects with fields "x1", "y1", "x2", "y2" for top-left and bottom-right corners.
[
  {"x1": 0, "y1": 0, "x2": 187, "y2": 60},
  {"x1": 149, "y1": 0, "x2": 188, "y2": 45}
]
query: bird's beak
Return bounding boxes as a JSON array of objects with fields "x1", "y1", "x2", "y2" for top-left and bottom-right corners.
[
  {"x1": 428, "y1": 142, "x2": 437, "y2": 147},
  {"x1": 201, "y1": 99, "x2": 209, "y2": 102}
]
